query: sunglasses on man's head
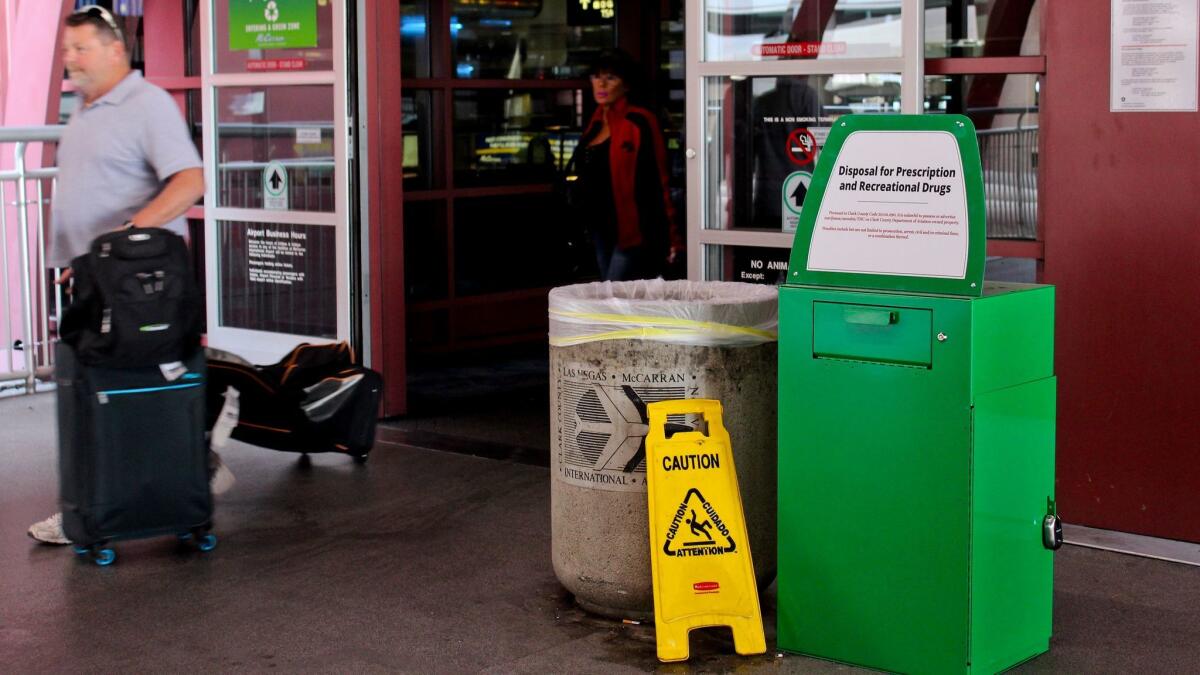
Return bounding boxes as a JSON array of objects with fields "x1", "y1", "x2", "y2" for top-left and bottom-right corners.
[{"x1": 71, "y1": 5, "x2": 125, "y2": 43}]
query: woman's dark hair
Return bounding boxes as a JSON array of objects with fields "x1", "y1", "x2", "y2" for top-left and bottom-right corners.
[{"x1": 588, "y1": 48, "x2": 644, "y2": 102}]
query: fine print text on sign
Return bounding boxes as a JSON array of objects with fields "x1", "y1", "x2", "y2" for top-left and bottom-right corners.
[
  {"x1": 1110, "y1": 0, "x2": 1198, "y2": 112},
  {"x1": 246, "y1": 227, "x2": 307, "y2": 286},
  {"x1": 807, "y1": 131, "x2": 969, "y2": 279},
  {"x1": 220, "y1": 221, "x2": 337, "y2": 339}
]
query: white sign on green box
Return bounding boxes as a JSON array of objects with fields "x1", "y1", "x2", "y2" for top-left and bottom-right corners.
[{"x1": 806, "y1": 131, "x2": 969, "y2": 280}]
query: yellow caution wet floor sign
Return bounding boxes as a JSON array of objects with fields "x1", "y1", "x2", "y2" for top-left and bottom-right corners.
[{"x1": 645, "y1": 399, "x2": 766, "y2": 662}]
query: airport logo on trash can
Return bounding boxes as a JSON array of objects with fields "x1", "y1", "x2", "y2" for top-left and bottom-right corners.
[{"x1": 555, "y1": 362, "x2": 704, "y2": 493}]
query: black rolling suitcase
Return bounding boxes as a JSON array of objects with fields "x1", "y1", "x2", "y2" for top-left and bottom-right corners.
[{"x1": 57, "y1": 342, "x2": 215, "y2": 566}]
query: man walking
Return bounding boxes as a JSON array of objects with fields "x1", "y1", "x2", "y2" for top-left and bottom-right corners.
[{"x1": 27, "y1": 5, "x2": 229, "y2": 544}]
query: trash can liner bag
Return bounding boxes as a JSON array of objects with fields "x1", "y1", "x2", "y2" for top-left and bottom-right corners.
[{"x1": 549, "y1": 279, "x2": 778, "y2": 347}]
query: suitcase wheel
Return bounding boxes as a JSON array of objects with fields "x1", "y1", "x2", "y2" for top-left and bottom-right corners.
[
  {"x1": 74, "y1": 544, "x2": 116, "y2": 566},
  {"x1": 86, "y1": 547, "x2": 116, "y2": 566},
  {"x1": 352, "y1": 452, "x2": 369, "y2": 465},
  {"x1": 197, "y1": 533, "x2": 218, "y2": 552}
]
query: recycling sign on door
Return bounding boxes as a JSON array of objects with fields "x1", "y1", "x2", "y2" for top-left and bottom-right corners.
[
  {"x1": 263, "y1": 161, "x2": 289, "y2": 210},
  {"x1": 229, "y1": 0, "x2": 318, "y2": 52}
]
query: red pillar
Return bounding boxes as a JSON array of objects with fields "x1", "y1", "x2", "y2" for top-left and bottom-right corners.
[
  {"x1": 1042, "y1": 2, "x2": 1200, "y2": 542},
  {"x1": 361, "y1": 1, "x2": 408, "y2": 416}
]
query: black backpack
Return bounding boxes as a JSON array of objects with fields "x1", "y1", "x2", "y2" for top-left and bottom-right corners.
[{"x1": 60, "y1": 227, "x2": 203, "y2": 368}]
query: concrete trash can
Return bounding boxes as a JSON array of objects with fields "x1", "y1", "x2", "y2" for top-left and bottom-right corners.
[{"x1": 549, "y1": 279, "x2": 778, "y2": 619}]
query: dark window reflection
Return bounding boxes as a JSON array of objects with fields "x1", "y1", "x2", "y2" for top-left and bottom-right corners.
[
  {"x1": 403, "y1": 90, "x2": 438, "y2": 190},
  {"x1": 401, "y1": 0, "x2": 431, "y2": 78},
  {"x1": 712, "y1": 74, "x2": 899, "y2": 231},
  {"x1": 187, "y1": 218, "x2": 207, "y2": 332},
  {"x1": 453, "y1": 88, "x2": 581, "y2": 187},
  {"x1": 926, "y1": 74, "x2": 1040, "y2": 239},
  {"x1": 404, "y1": 201, "x2": 447, "y2": 302},
  {"x1": 186, "y1": 0, "x2": 201, "y2": 76},
  {"x1": 925, "y1": 0, "x2": 1042, "y2": 58},
  {"x1": 214, "y1": 86, "x2": 336, "y2": 212},
  {"x1": 186, "y1": 89, "x2": 204, "y2": 205},
  {"x1": 451, "y1": 0, "x2": 614, "y2": 79},
  {"x1": 455, "y1": 194, "x2": 588, "y2": 296},
  {"x1": 59, "y1": 93, "x2": 80, "y2": 124}
]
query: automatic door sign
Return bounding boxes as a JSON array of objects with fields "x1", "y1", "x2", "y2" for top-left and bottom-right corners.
[
  {"x1": 645, "y1": 399, "x2": 766, "y2": 663},
  {"x1": 786, "y1": 128, "x2": 817, "y2": 166},
  {"x1": 555, "y1": 363, "x2": 702, "y2": 492},
  {"x1": 262, "y1": 161, "x2": 289, "y2": 210},
  {"x1": 782, "y1": 171, "x2": 812, "y2": 233}
]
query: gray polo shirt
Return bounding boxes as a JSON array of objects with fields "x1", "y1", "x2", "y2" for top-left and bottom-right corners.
[{"x1": 49, "y1": 71, "x2": 202, "y2": 267}]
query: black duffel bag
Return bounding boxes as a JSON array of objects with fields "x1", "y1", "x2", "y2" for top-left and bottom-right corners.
[
  {"x1": 206, "y1": 342, "x2": 382, "y2": 462},
  {"x1": 60, "y1": 227, "x2": 203, "y2": 368}
]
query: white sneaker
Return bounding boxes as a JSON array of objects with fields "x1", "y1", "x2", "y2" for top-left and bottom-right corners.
[
  {"x1": 28, "y1": 512, "x2": 71, "y2": 545},
  {"x1": 210, "y1": 452, "x2": 236, "y2": 495}
]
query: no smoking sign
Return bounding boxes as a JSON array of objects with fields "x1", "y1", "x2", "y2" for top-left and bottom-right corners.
[{"x1": 786, "y1": 128, "x2": 817, "y2": 166}]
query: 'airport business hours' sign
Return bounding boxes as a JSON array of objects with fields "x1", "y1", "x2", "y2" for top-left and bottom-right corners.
[{"x1": 229, "y1": 0, "x2": 317, "y2": 51}]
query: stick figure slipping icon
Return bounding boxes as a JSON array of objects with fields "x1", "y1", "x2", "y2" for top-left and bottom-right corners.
[{"x1": 687, "y1": 509, "x2": 714, "y2": 542}]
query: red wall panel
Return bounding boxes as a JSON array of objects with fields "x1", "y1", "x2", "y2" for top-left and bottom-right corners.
[
  {"x1": 363, "y1": 1, "x2": 408, "y2": 416},
  {"x1": 1043, "y1": 3, "x2": 1200, "y2": 541}
]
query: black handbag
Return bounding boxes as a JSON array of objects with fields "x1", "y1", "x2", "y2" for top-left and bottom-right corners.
[
  {"x1": 553, "y1": 152, "x2": 596, "y2": 276},
  {"x1": 555, "y1": 151, "x2": 585, "y2": 213}
]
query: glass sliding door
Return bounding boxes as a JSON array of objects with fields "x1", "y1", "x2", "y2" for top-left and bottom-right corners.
[
  {"x1": 201, "y1": 0, "x2": 353, "y2": 364},
  {"x1": 685, "y1": 0, "x2": 924, "y2": 281}
]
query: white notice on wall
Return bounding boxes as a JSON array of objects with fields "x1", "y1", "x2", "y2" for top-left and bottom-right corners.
[
  {"x1": 1111, "y1": 0, "x2": 1199, "y2": 112},
  {"x1": 807, "y1": 131, "x2": 969, "y2": 279}
]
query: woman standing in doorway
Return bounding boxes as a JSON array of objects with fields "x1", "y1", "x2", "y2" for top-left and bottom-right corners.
[{"x1": 571, "y1": 49, "x2": 681, "y2": 281}]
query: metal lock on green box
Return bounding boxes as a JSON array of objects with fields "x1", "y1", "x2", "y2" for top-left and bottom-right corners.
[{"x1": 776, "y1": 115, "x2": 1057, "y2": 675}]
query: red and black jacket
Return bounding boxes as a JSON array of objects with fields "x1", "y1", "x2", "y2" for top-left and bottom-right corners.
[{"x1": 581, "y1": 98, "x2": 682, "y2": 254}]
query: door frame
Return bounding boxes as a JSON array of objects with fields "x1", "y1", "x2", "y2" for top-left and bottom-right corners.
[
  {"x1": 683, "y1": 0, "x2": 926, "y2": 280},
  {"x1": 200, "y1": 0, "x2": 353, "y2": 365}
]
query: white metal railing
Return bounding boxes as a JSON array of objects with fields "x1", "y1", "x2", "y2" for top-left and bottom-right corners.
[
  {"x1": 1, "y1": 125, "x2": 65, "y2": 395},
  {"x1": 978, "y1": 124, "x2": 1039, "y2": 239}
]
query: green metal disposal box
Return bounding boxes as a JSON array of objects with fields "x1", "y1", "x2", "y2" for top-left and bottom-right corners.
[{"x1": 777, "y1": 114, "x2": 1057, "y2": 674}]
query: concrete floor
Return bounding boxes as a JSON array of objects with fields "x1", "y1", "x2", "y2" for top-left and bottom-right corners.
[{"x1": 4, "y1": 391, "x2": 1200, "y2": 673}]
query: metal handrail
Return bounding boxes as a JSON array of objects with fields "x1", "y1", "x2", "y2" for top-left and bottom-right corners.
[
  {"x1": 0, "y1": 125, "x2": 63, "y2": 143},
  {"x1": 1, "y1": 126, "x2": 63, "y2": 394}
]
